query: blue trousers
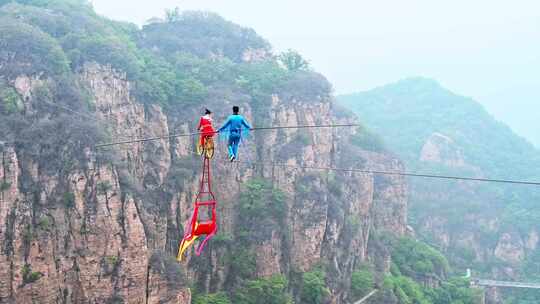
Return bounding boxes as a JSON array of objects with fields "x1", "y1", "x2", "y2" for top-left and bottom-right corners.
[{"x1": 228, "y1": 134, "x2": 241, "y2": 158}]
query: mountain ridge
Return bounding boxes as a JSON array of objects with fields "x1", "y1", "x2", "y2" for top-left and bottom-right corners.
[{"x1": 342, "y1": 77, "x2": 539, "y2": 152}]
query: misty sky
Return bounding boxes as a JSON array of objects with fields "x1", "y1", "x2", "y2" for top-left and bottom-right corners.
[{"x1": 91, "y1": 0, "x2": 540, "y2": 147}]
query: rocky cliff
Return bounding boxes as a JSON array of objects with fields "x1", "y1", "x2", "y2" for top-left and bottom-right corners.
[
  {"x1": 0, "y1": 1, "x2": 420, "y2": 302},
  {"x1": 0, "y1": 59, "x2": 408, "y2": 303}
]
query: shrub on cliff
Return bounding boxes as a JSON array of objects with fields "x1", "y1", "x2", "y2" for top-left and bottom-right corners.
[
  {"x1": 62, "y1": 32, "x2": 142, "y2": 76},
  {"x1": 350, "y1": 125, "x2": 386, "y2": 152},
  {"x1": 391, "y1": 237, "x2": 449, "y2": 278},
  {"x1": 374, "y1": 253, "x2": 479, "y2": 304},
  {"x1": 21, "y1": 264, "x2": 42, "y2": 285},
  {"x1": 235, "y1": 60, "x2": 288, "y2": 100},
  {"x1": 192, "y1": 292, "x2": 231, "y2": 304},
  {"x1": 300, "y1": 269, "x2": 330, "y2": 304},
  {"x1": 228, "y1": 247, "x2": 256, "y2": 280},
  {"x1": 233, "y1": 275, "x2": 293, "y2": 304},
  {"x1": 0, "y1": 18, "x2": 69, "y2": 77},
  {"x1": 1, "y1": 1, "x2": 142, "y2": 78},
  {"x1": 382, "y1": 275, "x2": 430, "y2": 304},
  {"x1": 0, "y1": 83, "x2": 23, "y2": 114},
  {"x1": 350, "y1": 266, "x2": 375, "y2": 299},
  {"x1": 278, "y1": 49, "x2": 310, "y2": 72},
  {"x1": 0, "y1": 2, "x2": 76, "y2": 38},
  {"x1": 239, "y1": 179, "x2": 287, "y2": 224}
]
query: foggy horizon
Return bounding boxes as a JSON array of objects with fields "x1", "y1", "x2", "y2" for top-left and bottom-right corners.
[{"x1": 91, "y1": 0, "x2": 540, "y2": 147}]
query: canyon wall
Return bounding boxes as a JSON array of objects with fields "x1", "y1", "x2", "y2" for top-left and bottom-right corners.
[{"x1": 0, "y1": 63, "x2": 408, "y2": 303}]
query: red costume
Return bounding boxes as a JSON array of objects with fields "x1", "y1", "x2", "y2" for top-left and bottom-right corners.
[{"x1": 198, "y1": 114, "x2": 215, "y2": 146}]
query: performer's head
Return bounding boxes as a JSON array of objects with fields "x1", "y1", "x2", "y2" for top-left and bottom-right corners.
[
  {"x1": 204, "y1": 108, "x2": 212, "y2": 115},
  {"x1": 233, "y1": 106, "x2": 239, "y2": 114}
]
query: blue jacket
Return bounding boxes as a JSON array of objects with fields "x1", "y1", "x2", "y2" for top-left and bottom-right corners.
[{"x1": 218, "y1": 115, "x2": 252, "y2": 136}]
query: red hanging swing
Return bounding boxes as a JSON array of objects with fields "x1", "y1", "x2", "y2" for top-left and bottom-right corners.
[{"x1": 177, "y1": 155, "x2": 218, "y2": 261}]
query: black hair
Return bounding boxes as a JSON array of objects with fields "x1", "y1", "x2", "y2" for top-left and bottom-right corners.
[
  {"x1": 205, "y1": 108, "x2": 212, "y2": 115},
  {"x1": 233, "y1": 106, "x2": 239, "y2": 114}
]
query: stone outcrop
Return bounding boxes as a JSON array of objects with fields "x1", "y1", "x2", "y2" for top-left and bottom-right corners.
[
  {"x1": 420, "y1": 132, "x2": 466, "y2": 167},
  {"x1": 494, "y1": 233, "x2": 525, "y2": 265}
]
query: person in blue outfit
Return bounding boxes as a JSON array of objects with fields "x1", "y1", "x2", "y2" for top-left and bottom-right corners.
[{"x1": 218, "y1": 106, "x2": 252, "y2": 162}]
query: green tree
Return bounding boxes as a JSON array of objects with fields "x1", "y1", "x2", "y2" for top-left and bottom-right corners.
[
  {"x1": 300, "y1": 269, "x2": 330, "y2": 304},
  {"x1": 175, "y1": 77, "x2": 207, "y2": 104},
  {"x1": 192, "y1": 292, "x2": 232, "y2": 304},
  {"x1": 0, "y1": 85, "x2": 23, "y2": 114},
  {"x1": 236, "y1": 60, "x2": 288, "y2": 98},
  {"x1": 391, "y1": 237, "x2": 449, "y2": 278},
  {"x1": 62, "y1": 33, "x2": 142, "y2": 77},
  {"x1": 239, "y1": 179, "x2": 287, "y2": 223},
  {"x1": 350, "y1": 267, "x2": 375, "y2": 299},
  {"x1": 0, "y1": 18, "x2": 69, "y2": 77},
  {"x1": 21, "y1": 264, "x2": 42, "y2": 284},
  {"x1": 229, "y1": 248, "x2": 256, "y2": 279},
  {"x1": 350, "y1": 125, "x2": 386, "y2": 152},
  {"x1": 278, "y1": 49, "x2": 309, "y2": 71},
  {"x1": 133, "y1": 53, "x2": 176, "y2": 106},
  {"x1": 234, "y1": 275, "x2": 293, "y2": 304}
]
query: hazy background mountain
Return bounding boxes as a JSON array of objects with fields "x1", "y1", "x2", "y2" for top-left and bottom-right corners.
[
  {"x1": 338, "y1": 78, "x2": 540, "y2": 303},
  {"x1": 90, "y1": 0, "x2": 540, "y2": 147}
]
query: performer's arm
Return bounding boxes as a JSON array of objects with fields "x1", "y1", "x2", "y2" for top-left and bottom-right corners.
[
  {"x1": 242, "y1": 118, "x2": 252, "y2": 130},
  {"x1": 197, "y1": 117, "x2": 203, "y2": 131},
  {"x1": 218, "y1": 117, "x2": 231, "y2": 132}
]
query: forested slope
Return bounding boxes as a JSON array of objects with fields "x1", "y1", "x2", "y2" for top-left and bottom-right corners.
[{"x1": 339, "y1": 78, "x2": 540, "y2": 303}]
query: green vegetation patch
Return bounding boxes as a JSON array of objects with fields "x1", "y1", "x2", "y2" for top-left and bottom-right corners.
[
  {"x1": 228, "y1": 247, "x2": 256, "y2": 280},
  {"x1": 192, "y1": 292, "x2": 232, "y2": 304},
  {"x1": 239, "y1": 179, "x2": 287, "y2": 224},
  {"x1": 63, "y1": 192, "x2": 75, "y2": 208},
  {"x1": 350, "y1": 125, "x2": 386, "y2": 152},
  {"x1": 0, "y1": 85, "x2": 23, "y2": 114},
  {"x1": 350, "y1": 266, "x2": 375, "y2": 299},
  {"x1": 391, "y1": 237, "x2": 449, "y2": 278},
  {"x1": 300, "y1": 269, "x2": 330, "y2": 304},
  {"x1": 0, "y1": 180, "x2": 12, "y2": 191},
  {"x1": 22, "y1": 264, "x2": 43, "y2": 284},
  {"x1": 0, "y1": 18, "x2": 69, "y2": 77},
  {"x1": 277, "y1": 49, "x2": 310, "y2": 72},
  {"x1": 376, "y1": 274, "x2": 480, "y2": 304},
  {"x1": 233, "y1": 275, "x2": 293, "y2": 304}
]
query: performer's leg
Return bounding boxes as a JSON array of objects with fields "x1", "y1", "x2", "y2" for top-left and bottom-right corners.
[
  {"x1": 232, "y1": 136, "x2": 240, "y2": 159},
  {"x1": 228, "y1": 136, "x2": 235, "y2": 158}
]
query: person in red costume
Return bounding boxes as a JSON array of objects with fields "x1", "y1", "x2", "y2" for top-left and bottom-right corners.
[{"x1": 197, "y1": 108, "x2": 215, "y2": 150}]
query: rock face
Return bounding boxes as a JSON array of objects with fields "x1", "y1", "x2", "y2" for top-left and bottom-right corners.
[
  {"x1": 494, "y1": 233, "x2": 525, "y2": 265},
  {"x1": 0, "y1": 65, "x2": 190, "y2": 304},
  {"x1": 420, "y1": 132, "x2": 466, "y2": 167},
  {"x1": 416, "y1": 132, "x2": 538, "y2": 299},
  {"x1": 0, "y1": 64, "x2": 407, "y2": 303}
]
